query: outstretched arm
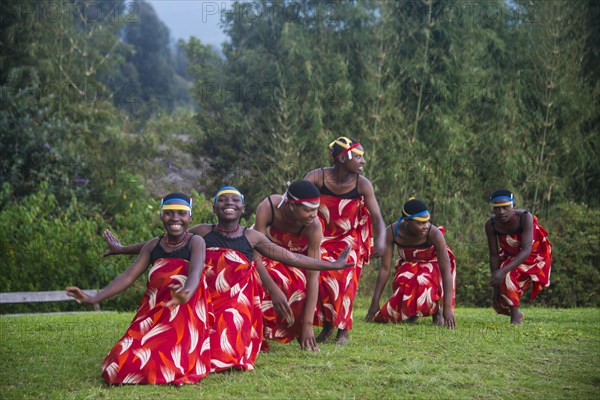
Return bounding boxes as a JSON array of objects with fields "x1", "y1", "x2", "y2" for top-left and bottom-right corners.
[
  {"x1": 431, "y1": 227, "x2": 455, "y2": 329},
  {"x1": 250, "y1": 230, "x2": 352, "y2": 271},
  {"x1": 165, "y1": 235, "x2": 206, "y2": 309},
  {"x1": 360, "y1": 177, "x2": 386, "y2": 257},
  {"x1": 68, "y1": 239, "x2": 155, "y2": 304},
  {"x1": 365, "y1": 225, "x2": 394, "y2": 322},
  {"x1": 101, "y1": 229, "x2": 147, "y2": 256}
]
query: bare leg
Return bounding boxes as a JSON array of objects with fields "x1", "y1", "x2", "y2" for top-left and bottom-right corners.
[
  {"x1": 335, "y1": 329, "x2": 349, "y2": 345},
  {"x1": 510, "y1": 306, "x2": 524, "y2": 324},
  {"x1": 316, "y1": 322, "x2": 334, "y2": 343}
]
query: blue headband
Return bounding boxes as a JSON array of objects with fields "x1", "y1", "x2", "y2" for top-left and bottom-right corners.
[
  {"x1": 213, "y1": 186, "x2": 245, "y2": 204},
  {"x1": 396, "y1": 210, "x2": 430, "y2": 236}
]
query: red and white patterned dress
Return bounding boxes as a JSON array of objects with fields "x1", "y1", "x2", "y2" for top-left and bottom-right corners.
[
  {"x1": 101, "y1": 241, "x2": 212, "y2": 385},
  {"x1": 493, "y1": 215, "x2": 552, "y2": 314},
  {"x1": 260, "y1": 225, "x2": 312, "y2": 343},
  {"x1": 203, "y1": 229, "x2": 263, "y2": 372},
  {"x1": 374, "y1": 226, "x2": 456, "y2": 322},
  {"x1": 315, "y1": 194, "x2": 373, "y2": 330}
]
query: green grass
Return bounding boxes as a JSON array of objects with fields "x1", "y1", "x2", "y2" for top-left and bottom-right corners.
[{"x1": 1, "y1": 302, "x2": 599, "y2": 400}]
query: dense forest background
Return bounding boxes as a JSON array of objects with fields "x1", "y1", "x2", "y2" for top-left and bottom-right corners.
[{"x1": 1, "y1": 0, "x2": 598, "y2": 312}]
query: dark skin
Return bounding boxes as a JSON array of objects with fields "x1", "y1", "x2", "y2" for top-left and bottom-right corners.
[
  {"x1": 484, "y1": 201, "x2": 534, "y2": 324},
  {"x1": 304, "y1": 145, "x2": 386, "y2": 343},
  {"x1": 68, "y1": 203, "x2": 206, "y2": 309},
  {"x1": 102, "y1": 193, "x2": 352, "y2": 285},
  {"x1": 364, "y1": 217, "x2": 456, "y2": 329},
  {"x1": 253, "y1": 194, "x2": 323, "y2": 352}
]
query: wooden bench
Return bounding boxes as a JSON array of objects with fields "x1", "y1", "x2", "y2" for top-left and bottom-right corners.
[{"x1": 0, "y1": 290, "x2": 101, "y2": 311}]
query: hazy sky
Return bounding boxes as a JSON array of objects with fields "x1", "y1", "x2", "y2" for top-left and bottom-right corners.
[{"x1": 149, "y1": 0, "x2": 230, "y2": 48}]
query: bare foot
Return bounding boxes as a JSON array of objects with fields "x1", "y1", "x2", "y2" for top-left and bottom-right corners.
[
  {"x1": 432, "y1": 310, "x2": 445, "y2": 326},
  {"x1": 405, "y1": 315, "x2": 419, "y2": 324},
  {"x1": 510, "y1": 311, "x2": 524, "y2": 324},
  {"x1": 335, "y1": 329, "x2": 349, "y2": 345},
  {"x1": 316, "y1": 323, "x2": 334, "y2": 343}
]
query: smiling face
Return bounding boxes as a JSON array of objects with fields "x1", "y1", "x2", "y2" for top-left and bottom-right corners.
[
  {"x1": 213, "y1": 193, "x2": 245, "y2": 222},
  {"x1": 288, "y1": 202, "x2": 320, "y2": 226},
  {"x1": 160, "y1": 201, "x2": 192, "y2": 238}
]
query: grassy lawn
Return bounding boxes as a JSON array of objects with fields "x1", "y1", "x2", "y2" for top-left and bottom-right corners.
[{"x1": 1, "y1": 302, "x2": 599, "y2": 400}]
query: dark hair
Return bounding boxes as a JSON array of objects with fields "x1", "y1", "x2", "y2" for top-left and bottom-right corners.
[
  {"x1": 489, "y1": 189, "x2": 514, "y2": 202},
  {"x1": 162, "y1": 192, "x2": 191, "y2": 204},
  {"x1": 402, "y1": 198, "x2": 428, "y2": 218},
  {"x1": 329, "y1": 136, "x2": 360, "y2": 159},
  {"x1": 288, "y1": 180, "x2": 320, "y2": 200}
]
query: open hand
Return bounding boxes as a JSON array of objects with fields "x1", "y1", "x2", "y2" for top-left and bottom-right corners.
[
  {"x1": 270, "y1": 287, "x2": 294, "y2": 326},
  {"x1": 102, "y1": 229, "x2": 124, "y2": 257},
  {"x1": 65, "y1": 286, "x2": 95, "y2": 305},
  {"x1": 332, "y1": 246, "x2": 355, "y2": 270},
  {"x1": 443, "y1": 309, "x2": 456, "y2": 329},
  {"x1": 300, "y1": 324, "x2": 320, "y2": 352},
  {"x1": 371, "y1": 239, "x2": 385, "y2": 258},
  {"x1": 165, "y1": 284, "x2": 191, "y2": 309},
  {"x1": 490, "y1": 269, "x2": 506, "y2": 287}
]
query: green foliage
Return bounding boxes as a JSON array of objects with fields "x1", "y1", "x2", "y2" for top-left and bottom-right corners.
[
  {"x1": 2, "y1": 308, "x2": 600, "y2": 398},
  {"x1": 0, "y1": 182, "x2": 216, "y2": 313}
]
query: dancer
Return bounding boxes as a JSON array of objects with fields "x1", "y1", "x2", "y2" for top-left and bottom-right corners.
[
  {"x1": 365, "y1": 198, "x2": 456, "y2": 329},
  {"x1": 304, "y1": 136, "x2": 386, "y2": 344},
  {"x1": 485, "y1": 189, "x2": 552, "y2": 324},
  {"x1": 67, "y1": 193, "x2": 212, "y2": 384}
]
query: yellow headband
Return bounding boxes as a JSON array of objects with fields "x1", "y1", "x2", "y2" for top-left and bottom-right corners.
[
  {"x1": 329, "y1": 137, "x2": 364, "y2": 157},
  {"x1": 492, "y1": 201, "x2": 513, "y2": 207},
  {"x1": 161, "y1": 204, "x2": 192, "y2": 212}
]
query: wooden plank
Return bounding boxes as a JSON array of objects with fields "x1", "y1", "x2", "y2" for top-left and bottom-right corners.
[{"x1": 0, "y1": 290, "x2": 100, "y2": 311}]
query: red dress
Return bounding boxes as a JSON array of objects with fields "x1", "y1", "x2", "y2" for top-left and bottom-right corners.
[
  {"x1": 374, "y1": 226, "x2": 456, "y2": 322},
  {"x1": 260, "y1": 225, "x2": 312, "y2": 343},
  {"x1": 202, "y1": 231, "x2": 263, "y2": 372},
  {"x1": 315, "y1": 193, "x2": 373, "y2": 330},
  {"x1": 101, "y1": 242, "x2": 212, "y2": 385},
  {"x1": 493, "y1": 215, "x2": 552, "y2": 314}
]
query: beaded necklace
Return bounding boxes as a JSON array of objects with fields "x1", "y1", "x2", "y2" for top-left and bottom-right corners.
[
  {"x1": 164, "y1": 231, "x2": 189, "y2": 247},
  {"x1": 215, "y1": 224, "x2": 241, "y2": 234}
]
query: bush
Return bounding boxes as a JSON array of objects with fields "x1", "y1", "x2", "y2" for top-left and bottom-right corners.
[{"x1": 0, "y1": 181, "x2": 216, "y2": 313}]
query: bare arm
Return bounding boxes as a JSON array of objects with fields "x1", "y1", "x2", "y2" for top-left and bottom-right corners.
[
  {"x1": 490, "y1": 213, "x2": 534, "y2": 286},
  {"x1": 300, "y1": 222, "x2": 323, "y2": 351},
  {"x1": 485, "y1": 219, "x2": 501, "y2": 274},
  {"x1": 365, "y1": 225, "x2": 394, "y2": 322},
  {"x1": 68, "y1": 239, "x2": 156, "y2": 304},
  {"x1": 250, "y1": 230, "x2": 351, "y2": 270},
  {"x1": 165, "y1": 235, "x2": 206, "y2": 308},
  {"x1": 430, "y1": 227, "x2": 455, "y2": 329},
  {"x1": 359, "y1": 177, "x2": 386, "y2": 258}
]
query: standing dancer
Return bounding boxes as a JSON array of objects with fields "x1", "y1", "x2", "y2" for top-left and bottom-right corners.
[
  {"x1": 485, "y1": 189, "x2": 552, "y2": 324},
  {"x1": 304, "y1": 137, "x2": 386, "y2": 344},
  {"x1": 365, "y1": 198, "x2": 456, "y2": 328}
]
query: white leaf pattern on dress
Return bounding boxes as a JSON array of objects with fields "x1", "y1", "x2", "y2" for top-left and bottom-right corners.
[
  {"x1": 123, "y1": 372, "x2": 145, "y2": 384},
  {"x1": 342, "y1": 296, "x2": 351, "y2": 318},
  {"x1": 139, "y1": 317, "x2": 154, "y2": 335},
  {"x1": 506, "y1": 235, "x2": 520, "y2": 248},
  {"x1": 141, "y1": 323, "x2": 170, "y2": 345},
  {"x1": 160, "y1": 366, "x2": 175, "y2": 383},
  {"x1": 147, "y1": 288, "x2": 158, "y2": 309},
  {"x1": 220, "y1": 329, "x2": 235, "y2": 355},
  {"x1": 200, "y1": 337, "x2": 210, "y2": 354},
  {"x1": 325, "y1": 276, "x2": 339, "y2": 300},
  {"x1": 338, "y1": 199, "x2": 352, "y2": 216},
  {"x1": 119, "y1": 336, "x2": 133, "y2": 354},
  {"x1": 195, "y1": 358, "x2": 207, "y2": 376},
  {"x1": 104, "y1": 362, "x2": 118, "y2": 382},
  {"x1": 216, "y1": 269, "x2": 231, "y2": 293},
  {"x1": 319, "y1": 204, "x2": 331, "y2": 224},
  {"x1": 417, "y1": 287, "x2": 432, "y2": 308},
  {"x1": 324, "y1": 303, "x2": 336, "y2": 319},
  {"x1": 225, "y1": 251, "x2": 246, "y2": 264},
  {"x1": 211, "y1": 359, "x2": 234, "y2": 370},
  {"x1": 386, "y1": 303, "x2": 401, "y2": 320},
  {"x1": 171, "y1": 274, "x2": 187, "y2": 287},
  {"x1": 195, "y1": 301, "x2": 206, "y2": 323},
  {"x1": 226, "y1": 308, "x2": 244, "y2": 331},
  {"x1": 133, "y1": 348, "x2": 151, "y2": 369},
  {"x1": 271, "y1": 269, "x2": 291, "y2": 289},
  {"x1": 172, "y1": 345, "x2": 184, "y2": 374},
  {"x1": 260, "y1": 300, "x2": 273, "y2": 312},
  {"x1": 288, "y1": 290, "x2": 305, "y2": 305},
  {"x1": 292, "y1": 268, "x2": 307, "y2": 286},
  {"x1": 169, "y1": 305, "x2": 180, "y2": 322},
  {"x1": 148, "y1": 259, "x2": 168, "y2": 280},
  {"x1": 188, "y1": 325, "x2": 198, "y2": 354}
]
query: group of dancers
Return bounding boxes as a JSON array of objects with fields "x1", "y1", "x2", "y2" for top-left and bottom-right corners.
[{"x1": 66, "y1": 137, "x2": 553, "y2": 385}]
